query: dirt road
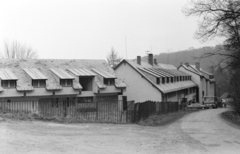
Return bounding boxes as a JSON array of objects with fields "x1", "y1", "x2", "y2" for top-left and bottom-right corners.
[{"x1": 0, "y1": 108, "x2": 239, "y2": 154}]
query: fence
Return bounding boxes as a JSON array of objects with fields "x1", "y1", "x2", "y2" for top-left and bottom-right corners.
[
  {"x1": 38, "y1": 99, "x2": 135, "y2": 123},
  {"x1": 0, "y1": 100, "x2": 181, "y2": 123},
  {"x1": 132, "y1": 101, "x2": 179, "y2": 122}
]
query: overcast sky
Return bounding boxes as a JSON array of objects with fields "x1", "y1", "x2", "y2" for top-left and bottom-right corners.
[{"x1": 0, "y1": 0, "x2": 222, "y2": 60}]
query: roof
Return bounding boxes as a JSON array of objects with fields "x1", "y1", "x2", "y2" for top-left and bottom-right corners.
[
  {"x1": 178, "y1": 64, "x2": 214, "y2": 81},
  {"x1": 68, "y1": 68, "x2": 96, "y2": 76},
  {"x1": 0, "y1": 59, "x2": 125, "y2": 91},
  {"x1": 92, "y1": 68, "x2": 117, "y2": 78},
  {"x1": 115, "y1": 59, "x2": 195, "y2": 94},
  {"x1": 23, "y1": 68, "x2": 47, "y2": 80},
  {"x1": 115, "y1": 78, "x2": 127, "y2": 88},
  {"x1": 0, "y1": 68, "x2": 18, "y2": 80},
  {"x1": 72, "y1": 80, "x2": 82, "y2": 90},
  {"x1": 50, "y1": 68, "x2": 75, "y2": 79},
  {"x1": 157, "y1": 81, "x2": 197, "y2": 93}
]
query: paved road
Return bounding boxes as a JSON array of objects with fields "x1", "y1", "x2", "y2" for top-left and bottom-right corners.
[
  {"x1": 0, "y1": 108, "x2": 240, "y2": 154},
  {"x1": 181, "y1": 108, "x2": 240, "y2": 154}
]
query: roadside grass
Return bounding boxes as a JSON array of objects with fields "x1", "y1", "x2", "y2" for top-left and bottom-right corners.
[
  {"x1": 222, "y1": 110, "x2": 240, "y2": 127},
  {"x1": 137, "y1": 110, "x2": 197, "y2": 126}
]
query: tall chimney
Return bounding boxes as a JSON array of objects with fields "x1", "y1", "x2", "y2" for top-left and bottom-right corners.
[
  {"x1": 148, "y1": 53, "x2": 153, "y2": 65},
  {"x1": 154, "y1": 59, "x2": 158, "y2": 65},
  {"x1": 196, "y1": 62, "x2": 200, "y2": 71},
  {"x1": 185, "y1": 62, "x2": 189, "y2": 66},
  {"x1": 137, "y1": 56, "x2": 141, "y2": 65}
]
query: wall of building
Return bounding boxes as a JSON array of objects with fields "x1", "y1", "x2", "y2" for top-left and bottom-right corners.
[
  {"x1": 115, "y1": 62, "x2": 162, "y2": 102},
  {"x1": 178, "y1": 67, "x2": 203, "y2": 103},
  {"x1": 209, "y1": 82, "x2": 215, "y2": 96}
]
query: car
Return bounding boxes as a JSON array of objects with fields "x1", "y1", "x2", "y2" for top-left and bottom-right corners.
[
  {"x1": 203, "y1": 96, "x2": 218, "y2": 109},
  {"x1": 187, "y1": 102, "x2": 206, "y2": 109}
]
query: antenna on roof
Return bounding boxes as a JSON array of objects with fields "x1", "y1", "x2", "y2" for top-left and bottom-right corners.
[
  {"x1": 125, "y1": 37, "x2": 127, "y2": 60},
  {"x1": 146, "y1": 50, "x2": 150, "y2": 55},
  {"x1": 167, "y1": 48, "x2": 172, "y2": 65}
]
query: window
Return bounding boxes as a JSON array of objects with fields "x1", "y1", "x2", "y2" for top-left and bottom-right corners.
[
  {"x1": 79, "y1": 76, "x2": 93, "y2": 91},
  {"x1": 157, "y1": 78, "x2": 160, "y2": 84},
  {"x1": 78, "y1": 97, "x2": 93, "y2": 103},
  {"x1": 60, "y1": 79, "x2": 72, "y2": 86},
  {"x1": 2, "y1": 80, "x2": 16, "y2": 88},
  {"x1": 171, "y1": 77, "x2": 174, "y2": 83},
  {"x1": 162, "y1": 78, "x2": 165, "y2": 84},
  {"x1": 104, "y1": 78, "x2": 115, "y2": 85},
  {"x1": 32, "y1": 80, "x2": 46, "y2": 87},
  {"x1": 167, "y1": 77, "x2": 169, "y2": 83}
]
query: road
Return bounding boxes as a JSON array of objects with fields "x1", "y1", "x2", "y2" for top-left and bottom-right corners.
[{"x1": 0, "y1": 108, "x2": 240, "y2": 154}]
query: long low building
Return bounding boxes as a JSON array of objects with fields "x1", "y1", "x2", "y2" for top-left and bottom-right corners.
[
  {"x1": 0, "y1": 59, "x2": 126, "y2": 113},
  {"x1": 114, "y1": 54, "x2": 198, "y2": 103}
]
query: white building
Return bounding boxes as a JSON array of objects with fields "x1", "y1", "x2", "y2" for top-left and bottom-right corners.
[
  {"x1": 114, "y1": 54, "x2": 198, "y2": 103},
  {"x1": 178, "y1": 63, "x2": 215, "y2": 104}
]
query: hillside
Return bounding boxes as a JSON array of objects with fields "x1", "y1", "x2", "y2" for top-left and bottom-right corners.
[{"x1": 142, "y1": 46, "x2": 220, "y2": 73}]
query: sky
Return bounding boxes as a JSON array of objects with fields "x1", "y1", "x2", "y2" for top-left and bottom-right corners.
[{"x1": 0, "y1": 0, "x2": 222, "y2": 60}]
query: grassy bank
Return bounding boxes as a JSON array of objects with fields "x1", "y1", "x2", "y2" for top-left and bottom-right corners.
[
  {"x1": 222, "y1": 111, "x2": 240, "y2": 127},
  {"x1": 137, "y1": 110, "x2": 195, "y2": 126}
]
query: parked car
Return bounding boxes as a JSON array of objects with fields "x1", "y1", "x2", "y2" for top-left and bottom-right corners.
[
  {"x1": 203, "y1": 96, "x2": 218, "y2": 109},
  {"x1": 187, "y1": 101, "x2": 206, "y2": 109}
]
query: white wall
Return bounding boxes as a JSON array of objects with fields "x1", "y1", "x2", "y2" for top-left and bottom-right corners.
[
  {"x1": 115, "y1": 62, "x2": 162, "y2": 102},
  {"x1": 179, "y1": 67, "x2": 202, "y2": 103}
]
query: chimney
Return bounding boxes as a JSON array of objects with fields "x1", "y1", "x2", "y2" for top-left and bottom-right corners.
[
  {"x1": 137, "y1": 56, "x2": 141, "y2": 65},
  {"x1": 154, "y1": 59, "x2": 158, "y2": 65},
  {"x1": 148, "y1": 53, "x2": 153, "y2": 65},
  {"x1": 185, "y1": 62, "x2": 189, "y2": 66},
  {"x1": 196, "y1": 62, "x2": 200, "y2": 71}
]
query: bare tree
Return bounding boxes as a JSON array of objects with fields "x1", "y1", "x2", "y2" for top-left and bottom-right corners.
[
  {"x1": 106, "y1": 47, "x2": 122, "y2": 68},
  {"x1": 183, "y1": 0, "x2": 240, "y2": 70},
  {"x1": 1, "y1": 40, "x2": 38, "y2": 59}
]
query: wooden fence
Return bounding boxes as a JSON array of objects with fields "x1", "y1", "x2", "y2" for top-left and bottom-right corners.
[{"x1": 0, "y1": 100, "x2": 181, "y2": 123}]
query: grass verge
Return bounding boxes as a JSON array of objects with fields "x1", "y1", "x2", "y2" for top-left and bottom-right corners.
[
  {"x1": 137, "y1": 110, "x2": 196, "y2": 126},
  {"x1": 222, "y1": 111, "x2": 240, "y2": 127}
]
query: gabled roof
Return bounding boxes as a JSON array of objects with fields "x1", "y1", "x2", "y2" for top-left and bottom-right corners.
[
  {"x1": 115, "y1": 59, "x2": 194, "y2": 94},
  {"x1": 23, "y1": 68, "x2": 47, "y2": 80},
  {"x1": 0, "y1": 69, "x2": 18, "y2": 80},
  {"x1": 178, "y1": 64, "x2": 214, "y2": 81},
  {"x1": 50, "y1": 68, "x2": 75, "y2": 79},
  {"x1": 68, "y1": 68, "x2": 96, "y2": 76}
]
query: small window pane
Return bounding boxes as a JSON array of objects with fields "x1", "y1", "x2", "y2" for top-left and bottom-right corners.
[
  {"x1": 39, "y1": 80, "x2": 46, "y2": 87},
  {"x1": 67, "y1": 79, "x2": 72, "y2": 86},
  {"x1": 32, "y1": 80, "x2": 38, "y2": 87},
  {"x1": 2, "y1": 80, "x2": 8, "y2": 87}
]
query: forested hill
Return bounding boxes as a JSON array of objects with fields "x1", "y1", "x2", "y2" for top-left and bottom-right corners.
[{"x1": 142, "y1": 46, "x2": 221, "y2": 73}]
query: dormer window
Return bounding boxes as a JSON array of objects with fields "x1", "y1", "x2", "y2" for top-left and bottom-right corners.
[
  {"x1": 79, "y1": 76, "x2": 93, "y2": 91},
  {"x1": 60, "y1": 79, "x2": 72, "y2": 86},
  {"x1": 2, "y1": 80, "x2": 16, "y2": 88},
  {"x1": 162, "y1": 78, "x2": 165, "y2": 84},
  {"x1": 157, "y1": 78, "x2": 160, "y2": 84},
  {"x1": 167, "y1": 77, "x2": 170, "y2": 83},
  {"x1": 32, "y1": 80, "x2": 46, "y2": 87},
  {"x1": 104, "y1": 78, "x2": 115, "y2": 85}
]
